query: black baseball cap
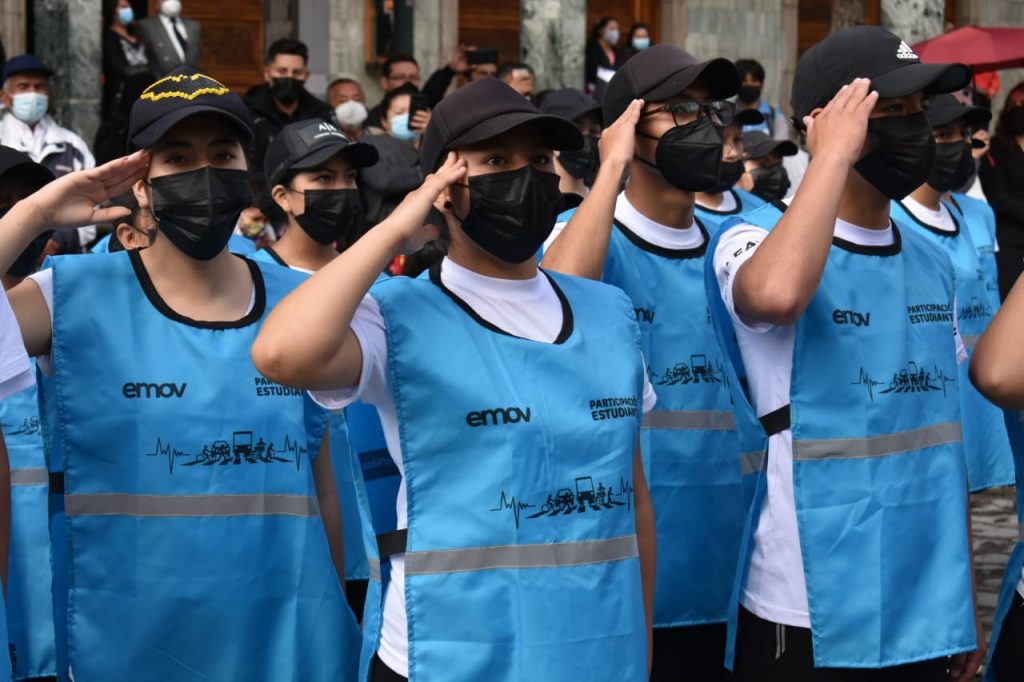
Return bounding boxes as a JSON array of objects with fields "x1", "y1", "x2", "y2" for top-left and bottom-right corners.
[
  {"x1": 792, "y1": 26, "x2": 971, "y2": 124},
  {"x1": 0, "y1": 145, "x2": 55, "y2": 190},
  {"x1": 128, "y1": 66, "x2": 254, "y2": 148},
  {"x1": 743, "y1": 131, "x2": 798, "y2": 160},
  {"x1": 733, "y1": 108, "x2": 765, "y2": 127},
  {"x1": 540, "y1": 88, "x2": 603, "y2": 124},
  {"x1": 264, "y1": 118, "x2": 379, "y2": 188},
  {"x1": 604, "y1": 44, "x2": 740, "y2": 123},
  {"x1": 419, "y1": 78, "x2": 583, "y2": 172},
  {"x1": 2, "y1": 54, "x2": 52, "y2": 82},
  {"x1": 926, "y1": 93, "x2": 992, "y2": 130}
]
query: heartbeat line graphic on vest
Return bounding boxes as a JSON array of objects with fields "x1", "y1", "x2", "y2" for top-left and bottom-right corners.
[
  {"x1": 146, "y1": 431, "x2": 307, "y2": 474},
  {"x1": 0, "y1": 416, "x2": 40, "y2": 437},
  {"x1": 853, "y1": 361, "x2": 956, "y2": 401},
  {"x1": 491, "y1": 475, "x2": 633, "y2": 528},
  {"x1": 654, "y1": 354, "x2": 722, "y2": 386},
  {"x1": 959, "y1": 296, "x2": 993, "y2": 321}
]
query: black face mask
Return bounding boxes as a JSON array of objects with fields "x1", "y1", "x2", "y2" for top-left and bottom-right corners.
[
  {"x1": 738, "y1": 85, "x2": 761, "y2": 105},
  {"x1": 710, "y1": 159, "x2": 745, "y2": 194},
  {"x1": 455, "y1": 166, "x2": 562, "y2": 264},
  {"x1": 1, "y1": 206, "x2": 52, "y2": 278},
  {"x1": 558, "y1": 135, "x2": 600, "y2": 182},
  {"x1": 294, "y1": 189, "x2": 361, "y2": 245},
  {"x1": 928, "y1": 141, "x2": 974, "y2": 193},
  {"x1": 636, "y1": 117, "x2": 724, "y2": 192},
  {"x1": 854, "y1": 112, "x2": 936, "y2": 200},
  {"x1": 270, "y1": 77, "x2": 304, "y2": 105},
  {"x1": 149, "y1": 166, "x2": 253, "y2": 261},
  {"x1": 750, "y1": 165, "x2": 790, "y2": 202},
  {"x1": 1005, "y1": 107, "x2": 1024, "y2": 135}
]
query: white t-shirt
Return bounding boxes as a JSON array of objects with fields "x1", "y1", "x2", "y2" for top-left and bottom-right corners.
[
  {"x1": 311, "y1": 256, "x2": 656, "y2": 676},
  {"x1": 0, "y1": 287, "x2": 33, "y2": 401},
  {"x1": 546, "y1": 191, "x2": 701, "y2": 253},
  {"x1": 695, "y1": 190, "x2": 738, "y2": 214},
  {"x1": 902, "y1": 196, "x2": 957, "y2": 233},
  {"x1": 713, "y1": 218, "x2": 966, "y2": 628}
]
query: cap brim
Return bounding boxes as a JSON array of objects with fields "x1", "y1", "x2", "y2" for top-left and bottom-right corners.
[
  {"x1": 734, "y1": 108, "x2": 765, "y2": 126},
  {"x1": 644, "y1": 57, "x2": 741, "y2": 103},
  {"x1": 749, "y1": 139, "x2": 798, "y2": 158},
  {"x1": 131, "y1": 105, "x2": 254, "y2": 149},
  {"x1": 927, "y1": 104, "x2": 992, "y2": 130},
  {"x1": 287, "y1": 140, "x2": 380, "y2": 173},
  {"x1": 870, "y1": 62, "x2": 972, "y2": 99},
  {"x1": 447, "y1": 111, "x2": 584, "y2": 153}
]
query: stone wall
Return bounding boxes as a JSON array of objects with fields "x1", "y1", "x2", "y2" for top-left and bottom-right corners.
[
  {"x1": 880, "y1": 0, "x2": 944, "y2": 44},
  {"x1": 520, "y1": 0, "x2": 586, "y2": 91},
  {"x1": 980, "y1": 0, "x2": 1024, "y2": 116}
]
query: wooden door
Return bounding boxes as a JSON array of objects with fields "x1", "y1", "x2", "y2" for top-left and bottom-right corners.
[
  {"x1": 149, "y1": 0, "x2": 265, "y2": 93},
  {"x1": 797, "y1": 0, "x2": 882, "y2": 58},
  {"x1": 458, "y1": 0, "x2": 521, "y2": 65},
  {"x1": 586, "y1": 0, "x2": 661, "y2": 45}
]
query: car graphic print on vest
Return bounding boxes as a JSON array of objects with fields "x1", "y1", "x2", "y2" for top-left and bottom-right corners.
[
  {"x1": 852, "y1": 360, "x2": 957, "y2": 400},
  {"x1": 145, "y1": 428, "x2": 308, "y2": 473},
  {"x1": 490, "y1": 474, "x2": 635, "y2": 528}
]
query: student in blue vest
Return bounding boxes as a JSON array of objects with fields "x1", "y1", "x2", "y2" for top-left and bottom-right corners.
[
  {"x1": 538, "y1": 88, "x2": 602, "y2": 205},
  {"x1": 967, "y1": 272, "x2": 1024, "y2": 682},
  {"x1": 0, "y1": 66, "x2": 360, "y2": 681},
  {"x1": 708, "y1": 27, "x2": 984, "y2": 680},
  {"x1": 890, "y1": 93, "x2": 1014, "y2": 494},
  {"x1": 695, "y1": 108, "x2": 767, "y2": 232},
  {"x1": 252, "y1": 77, "x2": 657, "y2": 682},
  {"x1": 254, "y1": 117, "x2": 390, "y2": 620},
  {"x1": 0, "y1": 146, "x2": 51, "y2": 682},
  {"x1": 543, "y1": 44, "x2": 752, "y2": 681}
]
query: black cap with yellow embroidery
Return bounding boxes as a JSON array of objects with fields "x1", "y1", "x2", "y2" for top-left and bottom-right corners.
[{"x1": 128, "y1": 66, "x2": 253, "y2": 149}]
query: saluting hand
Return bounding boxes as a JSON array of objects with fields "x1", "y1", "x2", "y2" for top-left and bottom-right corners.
[
  {"x1": 599, "y1": 98, "x2": 643, "y2": 170},
  {"x1": 385, "y1": 151, "x2": 468, "y2": 255},
  {"x1": 803, "y1": 77, "x2": 877, "y2": 166}
]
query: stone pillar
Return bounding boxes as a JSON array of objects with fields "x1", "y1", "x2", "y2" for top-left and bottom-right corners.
[
  {"x1": 298, "y1": 0, "x2": 331, "y2": 98},
  {"x1": 660, "y1": 0, "x2": 688, "y2": 49},
  {"x1": 32, "y1": 0, "x2": 101, "y2": 147},
  {"x1": 879, "y1": 0, "x2": 944, "y2": 44},
  {"x1": 328, "y1": 0, "x2": 378, "y2": 101},
  {"x1": 979, "y1": 0, "x2": 1024, "y2": 114},
  {"x1": 1, "y1": 0, "x2": 28, "y2": 56},
  {"x1": 520, "y1": 0, "x2": 586, "y2": 91},
  {"x1": 413, "y1": 0, "x2": 459, "y2": 98}
]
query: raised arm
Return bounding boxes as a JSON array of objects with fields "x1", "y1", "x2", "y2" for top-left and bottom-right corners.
[
  {"x1": 542, "y1": 100, "x2": 642, "y2": 280},
  {"x1": 970, "y1": 276, "x2": 1024, "y2": 408},
  {"x1": 732, "y1": 79, "x2": 877, "y2": 325},
  {"x1": 252, "y1": 153, "x2": 467, "y2": 391}
]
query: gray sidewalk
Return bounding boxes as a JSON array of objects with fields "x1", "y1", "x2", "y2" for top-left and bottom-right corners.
[{"x1": 972, "y1": 485, "x2": 1018, "y2": 677}]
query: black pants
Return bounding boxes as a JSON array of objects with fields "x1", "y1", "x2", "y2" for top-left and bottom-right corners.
[
  {"x1": 651, "y1": 623, "x2": 733, "y2": 681},
  {"x1": 371, "y1": 654, "x2": 407, "y2": 682},
  {"x1": 993, "y1": 591, "x2": 1024, "y2": 681},
  {"x1": 734, "y1": 608, "x2": 948, "y2": 682},
  {"x1": 347, "y1": 579, "x2": 369, "y2": 623},
  {"x1": 996, "y1": 244, "x2": 1024, "y2": 301}
]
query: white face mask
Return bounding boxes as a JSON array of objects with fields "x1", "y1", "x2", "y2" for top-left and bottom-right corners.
[
  {"x1": 335, "y1": 100, "x2": 368, "y2": 129},
  {"x1": 161, "y1": 0, "x2": 182, "y2": 18},
  {"x1": 10, "y1": 92, "x2": 48, "y2": 125},
  {"x1": 603, "y1": 29, "x2": 620, "y2": 45}
]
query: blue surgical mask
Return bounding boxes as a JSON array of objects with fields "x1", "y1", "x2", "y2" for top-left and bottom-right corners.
[
  {"x1": 632, "y1": 37, "x2": 650, "y2": 51},
  {"x1": 390, "y1": 113, "x2": 417, "y2": 141},
  {"x1": 118, "y1": 6, "x2": 135, "y2": 25},
  {"x1": 11, "y1": 93, "x2": 48, "y2": 125}
]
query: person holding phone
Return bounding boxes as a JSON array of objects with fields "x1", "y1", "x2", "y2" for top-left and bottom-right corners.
[{"x1": 359, "y1": 84, "x2": 426, "y2": 227}]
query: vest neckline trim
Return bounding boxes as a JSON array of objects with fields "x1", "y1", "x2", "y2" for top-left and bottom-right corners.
[
  {"x1": 129, "y1": 249, "x2": 267, "y2": 329},
  {"x1": 427, "y1": 264, "x2": 575, "y2": 345},
  {"x1": 895, "y1": 199, "x2": 961, "y2": 238},
  {"x1": 831, "y1": 224, "x2": 903, "y2": 256},
  {"x1": 613, "y1": 216, "x2": 710, "y2": 260},
  {"x1": 695, "y1": 189, "x2": 743, "y2": 216},
  {"x1": 262, "y1": 245, "x2": 289, "y2": 267}
]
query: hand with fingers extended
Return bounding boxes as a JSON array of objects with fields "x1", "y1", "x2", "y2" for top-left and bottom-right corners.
[
  {"x1": 803, "y1": 78, "x2": 878, "y2": 166},
  {"x1": 599, "y1": 98, "x2": 644, "y2": 170},
  {"x1": 23, "y1": 150, "x2": 151, "y2": 233},
  {"x1": 385, "y1": 152, "x2": 468, "y2": 255}
]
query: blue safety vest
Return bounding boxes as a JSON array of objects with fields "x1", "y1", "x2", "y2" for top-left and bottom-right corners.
[
  {"x1": 601, "y1": 216, "x2": 751, "y2": 627},
  {"x1": 708, "y1": 205, "x2": 976, "y2": 668},
  {"x1": 740, "y1": 101, "x2": 777, "y2": 135},
  {"x1": 694, "y1": 188, "x2": 765, "y2": 234},
  {"x1": 891, "y1": 200, "x2": 1014, "y2": 492},
  {"x1": 950, "y1": 193, "x2": 1000, "y2": 309},
  {"x1": 91, "y1": 233, "x2": 257, "y2": 255},
  {"x1": 359, "y1": 265, "x2": 648, "y2": 681},
  {"x1": 0, "y1": 372, "x2": 47, "y2": 681},
  {"x1": 40, "y1": 250, "x2": 359, "y2": 681}
]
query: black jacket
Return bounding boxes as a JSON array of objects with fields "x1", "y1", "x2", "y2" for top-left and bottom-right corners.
[{"x1": 979, "y1": 141, "x2": 1024, "y2": 248}]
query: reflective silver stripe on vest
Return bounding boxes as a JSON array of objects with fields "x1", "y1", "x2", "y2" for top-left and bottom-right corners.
[
  {"x1": 368, "y1": 557, "x2": 382, "y2": 582},
  {"x1": 642, "y1": 410, "x2": 736, "y2": 431},
  {"x1": 792, "y1": 421, "x2": 962, "y2": 461},
  {"x1": 739, "y1": 451, "x2": 765, "y2": 475},
  {"x1": 962, "y1": 335, "x2": 981, "y2": 351},
  {"x1": 10, "y1": 467, "x2": 49, "y2": 486},
  {"x1": 64, "y1": 493, "x2": 319, "y2": 518},
  {"x1": 404, "y1": 534, "x2": 638, "y2": 576}
]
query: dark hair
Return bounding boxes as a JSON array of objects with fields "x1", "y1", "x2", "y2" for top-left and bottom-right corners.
[
  {"x1": 328, "y1": 77, "x2": 363, "y2": 92},
  {"x1": 589, "y1": 16, "x2": 617, "y2": 45},
  {"x1": 103, "y1": 0, "x2": 135, "y2": 33},
  {"x1": 628, "y1": 23, "x2": 650, "y2": 40},
  {"x1": 734, "y1": 59, "x2": 766, "y2": 83},
  {"x1": 993, "y1": 81, "x2": 1024, "y2": 150},
  {"x1": 383, "y1": 53, "x2": 419, "y2": 78},
  {"x1": 382, "y1": 83, "x2": 418, "y2": 115},
  {"x1": 497, "y1": 62, "x2": 534, "y2": 81},
  {"x1": 266, "y1": 38, "x2": 309, "y2": 66}
]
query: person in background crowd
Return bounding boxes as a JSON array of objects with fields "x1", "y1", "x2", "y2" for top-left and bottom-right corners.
[
  {"x1": 366, "y1": 54, "x2": 421, "y2": 132},
  {"x1": 0, "y1": 55, "x2": 96, "y2": 253},
  {"x1": 979, "y1": 82, "x2": 1024, "y2": 299},
  {"x1": 734, "y1": 58, "x2": 789, "y2": 139},
  {"x1": 619, "y1": 23, "x2": 652, "y2": 62},
  {"x1": 890, "y1": 93, "x2": 1014, "y2": 494},
  {"x1": 135, "y1": 0, "x2": 201, "y2": 78},
  {"x1": 497, "y1": 62, "x2": 535, "y2": 100},
  {"x1": 421, "y1": 45, "x2": 498, "y2": 108},
  {"x1": 781, "y1": 131, "x2": 811, "y2": 198},
  {"x1": 694, "y1": 109, "x2": 767, "y2": 231},
  {"x1": 739, "y1": 130, "x2": 797, "y2": 203},
  {"x1": 359, "y1": 84, "x2": 423, "y2": 229},
  {"x1": 95, "y1": 0, "x2": 153, "y2": 165},
  {"x1": 245, "y1": 38, "x2": 334, "y2": 224},
  {"x1": 329, "y1": 78, "x2": 369, "y2": 140},
  {"x1": 539, "y1": 88, "x2": 602, "y2": 204},
  {"x1": 585, "y1": 16, "x2": 620, "y2": 102}
]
